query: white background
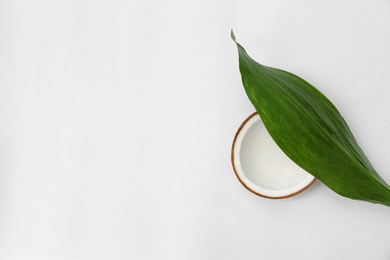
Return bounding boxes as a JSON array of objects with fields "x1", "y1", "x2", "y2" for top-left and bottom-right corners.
[{"x1": 1, "y1": 0, "x2": 390, "y2": 259}]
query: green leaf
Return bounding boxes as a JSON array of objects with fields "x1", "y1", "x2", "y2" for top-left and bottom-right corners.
[{"x1": 231, "y1": 31, "x2": 390, "y2": 207}]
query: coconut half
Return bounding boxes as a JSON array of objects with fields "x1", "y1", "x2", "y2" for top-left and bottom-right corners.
[{"x1": 231, "y1": 112, "x2": 316, "y2": 199}]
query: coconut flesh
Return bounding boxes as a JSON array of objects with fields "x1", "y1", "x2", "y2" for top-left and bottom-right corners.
[{"x1": 232, "y1": 113, "x2": 315, "y2": 198}]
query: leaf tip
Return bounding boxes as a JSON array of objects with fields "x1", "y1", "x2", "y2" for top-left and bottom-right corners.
[{"x1": 231, "y1": 29, "x2": 236, "y2": 42}]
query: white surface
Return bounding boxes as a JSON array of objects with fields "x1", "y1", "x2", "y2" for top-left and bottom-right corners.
[
  {"x1": 0, "y1": 0, "x2": 390, "y2": 259},
  {"x1": 232, "y1": 113, "x2": 315, "y2": 197}
]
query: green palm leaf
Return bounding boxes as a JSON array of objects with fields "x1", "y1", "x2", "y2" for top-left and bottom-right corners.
[{"x1": 232, "y1": 31, "x2": 390, "y2": 206}]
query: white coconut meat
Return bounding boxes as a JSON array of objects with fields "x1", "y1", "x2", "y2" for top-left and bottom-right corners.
[{"x1": 232, "y1": 113, "x2": 315, "y2": 198}]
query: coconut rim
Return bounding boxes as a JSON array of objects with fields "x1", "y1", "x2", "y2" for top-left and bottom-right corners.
[{"x1": 231, "y1": 112, "x2": 316, "y2": 199}]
